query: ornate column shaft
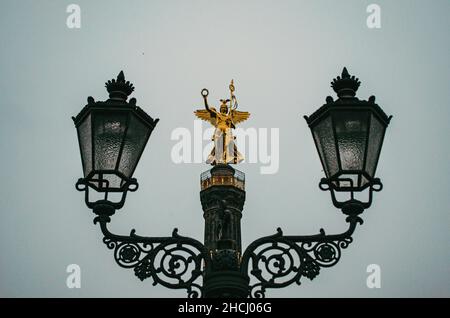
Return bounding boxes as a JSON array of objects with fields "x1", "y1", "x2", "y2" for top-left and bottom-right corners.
[{"x1": 200, "y1": 164, "x2": 248, "y2": 297}]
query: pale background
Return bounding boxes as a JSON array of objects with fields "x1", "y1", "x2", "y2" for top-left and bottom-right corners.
[{"x1": 0, "y1": 0, "x2": 449, "y2": 297}]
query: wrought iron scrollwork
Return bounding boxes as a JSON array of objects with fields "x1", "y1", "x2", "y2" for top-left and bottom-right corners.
[
  {"x1": 95, "y1": 218, "x2": 208, "y2": 298},
  {"x1": 240, "y1": 216, "x2": 362, "y2": 298}
]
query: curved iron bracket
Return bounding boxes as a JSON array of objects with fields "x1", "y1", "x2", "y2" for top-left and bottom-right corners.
[
  {"x1": 240, "y1": 215, "x2": 363, "y2": 298},
  {"x1": 94, "y1": 216, "x2": 208, "y2": 298}
]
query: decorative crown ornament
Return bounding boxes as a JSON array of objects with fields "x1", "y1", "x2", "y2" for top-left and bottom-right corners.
[
  {"x1": 331, "y1": 67, "x2": 361, "y2": 98},
  {"x1": 105, "y1": 71, "x2": 135, "y2": 100}
]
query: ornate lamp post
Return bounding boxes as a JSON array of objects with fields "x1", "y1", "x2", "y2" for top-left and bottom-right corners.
[{"x1": 73, "y1": 68, "x2": 391, "y2": 298}]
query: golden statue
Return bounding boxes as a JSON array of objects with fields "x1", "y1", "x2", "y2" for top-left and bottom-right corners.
[{"x1": 195, "y1": 80, "x2": 250, "y2": 165}]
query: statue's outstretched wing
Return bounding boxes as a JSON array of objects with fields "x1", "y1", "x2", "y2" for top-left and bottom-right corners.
[
  {"x1": 194, "y1": 109, "x2": 216, "y2": 125},
  {"x1": 231, "y1": 110, "x2": 250, "y2": 125}
]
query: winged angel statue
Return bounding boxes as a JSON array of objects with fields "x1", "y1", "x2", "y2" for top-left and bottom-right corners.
[{"x1": 194, "y1": 80, "x2": 250, "y2": 165}]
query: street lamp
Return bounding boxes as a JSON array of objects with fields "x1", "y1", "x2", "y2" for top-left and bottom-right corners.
[
  {"x1": 73, "y1": 71, "x2": 159, "y2": 212},
  {"x1": 73, "y1": 68, "x2": 391, "y2": 298},
  {"x1": 304, "y1": 67, "x2": 392, "y2": 214}
]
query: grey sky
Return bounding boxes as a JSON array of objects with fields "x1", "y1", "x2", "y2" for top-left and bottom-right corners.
[{"x1": 0, "y1": 0, "x2": 449, "y2": 297}]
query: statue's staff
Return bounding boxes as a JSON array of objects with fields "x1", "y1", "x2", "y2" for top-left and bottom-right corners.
[{"x1": 229, "y1": 80, "x2": 238, "y2": 112}]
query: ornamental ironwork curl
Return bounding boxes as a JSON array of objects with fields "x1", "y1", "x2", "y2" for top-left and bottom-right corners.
[
  {"x1": 95, "y1": 218, "x2": 208, "y2": 298},
  {"x1": 240, "y1": 216, "x2": 362, "y2": 298}
]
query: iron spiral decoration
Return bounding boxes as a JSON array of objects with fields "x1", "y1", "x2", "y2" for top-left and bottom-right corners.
[
  {"x1": 240, "y1": 216, "x2": 361, "y2": 298},
  {"x1": 97, "y1": 219, "x2": 207, "y2": 298},
  {"x1": 94, "y1": 210, "x2": 361, "y2": 298}
]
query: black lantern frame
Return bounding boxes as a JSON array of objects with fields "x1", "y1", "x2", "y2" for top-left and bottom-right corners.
[
  {"x1": 304, "y1": 67, "x2": 392, "y2": 213},
  {"x1": 73, "y1": 71, "x2": 159, "y2": 210}
]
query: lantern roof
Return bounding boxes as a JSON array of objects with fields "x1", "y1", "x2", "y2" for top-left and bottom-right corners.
[
  {"x1": 304, "y1": 67, "x2": 392, "y2": 127},
  {"x1": 72, "y1": 71, "x2": 159, "y2": 128},
  {"x1": 105, "y1": 70, "x2": 135, "y2": 99}
]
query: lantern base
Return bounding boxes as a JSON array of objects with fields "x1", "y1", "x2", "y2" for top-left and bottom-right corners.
[
  {"x1": 92, "y1": 200, "x2": 116, "y2": 216},
  {"x1": 92, "y1": 200, "x2": 116, "y2": 224},
  {"x1": 75, "y1": 175, "x2": 139, "y2": 210},
  {"x1": 341, "y1": 200, "x2": 364, "y2": 216},
  {"x1": 319, "y1": 177, "x2": 383, "y2": 211}
]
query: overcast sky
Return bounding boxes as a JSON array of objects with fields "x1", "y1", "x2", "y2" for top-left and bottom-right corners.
[{"x1": 0, "y1": 0, "x2": 449, "y2": 297}]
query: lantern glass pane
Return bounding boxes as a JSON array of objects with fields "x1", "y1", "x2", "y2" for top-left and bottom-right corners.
[
  {"x1": 334, "y1": 111, "x2": 369, "y2": 171},
  {"x1": 77, "y1": 113, "x2": 92, "y2": 176},
  {"x1": 365, "y1": 114, "x2": 385, "y2": 178},
  {"x1": 118, "y1": 114, "x2": 151, "y2": 178},
  {"x1": 92, "y1": 111, "x2": 128, "y2": 171},
  {"x1": 312, "y1": 115, "x2": 339, "y2": 177}
]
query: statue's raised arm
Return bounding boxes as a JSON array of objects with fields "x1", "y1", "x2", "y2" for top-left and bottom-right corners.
[
  {"x1": 201, "y1": 89, "x2": 215, "y2": 114},
  {"x1": 194, "y1": 89, "x2": 217, "y2": 126}
]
